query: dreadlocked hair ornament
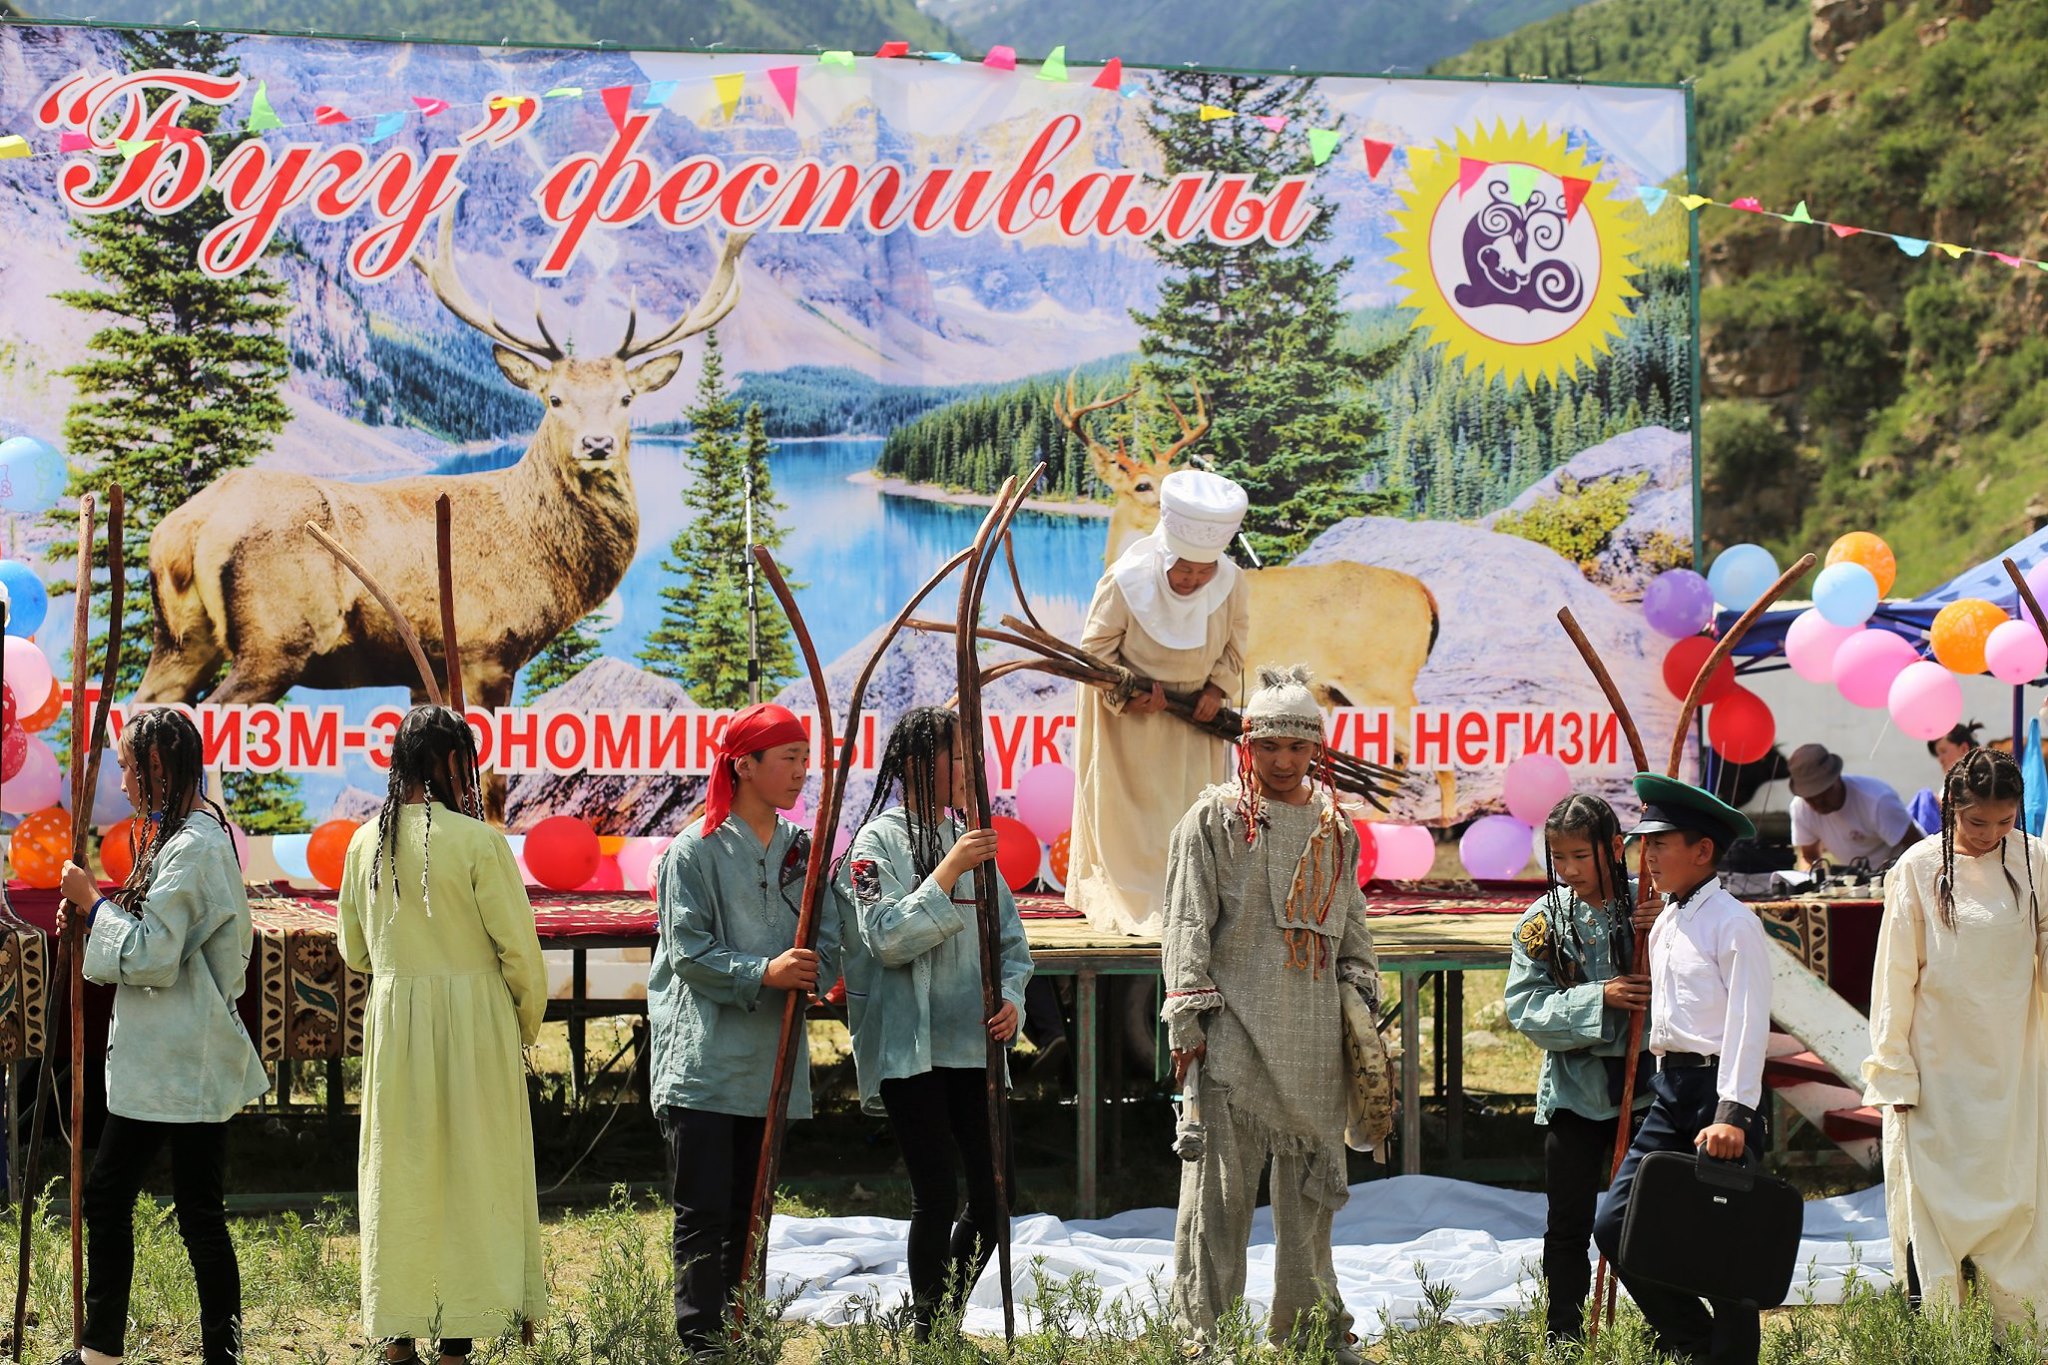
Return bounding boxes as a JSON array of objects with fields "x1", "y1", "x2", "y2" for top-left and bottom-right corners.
[
  {"x1": 112, "y1": 707, "x2": 229, "y2": 915},
  {"x1": 1936, "y1": 745, "x2": 2037, "y2": 933},
  {"x1": 850, "y1": 706, "x2": 961, "y2": 882},
  {"x1": 371, "y1": 706, "x2": 486, "y2": 918}
]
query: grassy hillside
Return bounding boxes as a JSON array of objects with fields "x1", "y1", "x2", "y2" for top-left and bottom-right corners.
[{"x1": 10, "y1": 0, "x2": 950, "y2": 50}]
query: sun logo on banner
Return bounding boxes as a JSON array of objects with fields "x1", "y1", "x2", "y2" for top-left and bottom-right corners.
[{"x1": 1388, "y1": 122, "x2": 1643, "y2": 388}]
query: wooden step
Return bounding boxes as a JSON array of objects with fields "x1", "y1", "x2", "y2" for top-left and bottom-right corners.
[
  {"x1": 1823, "y1": 1105, "x2": 1883, "y2": 1142},
  {"x1": 1764, "y1": 1049, "x2": 1840, "y2": 1089}
]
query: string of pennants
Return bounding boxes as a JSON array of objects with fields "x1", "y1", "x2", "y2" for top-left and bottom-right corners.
[{"x1": 3, "y1": 35, "x2": 2046, "y2": 274}]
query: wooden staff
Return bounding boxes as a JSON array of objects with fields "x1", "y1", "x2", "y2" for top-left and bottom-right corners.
[
  {"x1": 435, "y1": 494, "x2": 464, "y2": 715},
  {"x1": 953, "y1": 468, "x2": 1045, "y2": 1343},
  {"x1": 304, "y1": 522, "x2": 443, "y2": 706},
  {"x1": 1665, "y1": 555, "x2": 1818, "y2": 777},
  {"x1": 2003, "y1": 558, "x2": 2048, "y2": 644},
  {"x1": 735, "y1": 547, "x2": 838, "y2": 1320}
]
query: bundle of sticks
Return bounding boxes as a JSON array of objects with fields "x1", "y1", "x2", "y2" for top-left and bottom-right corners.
[{"x1": 907, "y1": 609, "x2": 1408, "y2": 809}]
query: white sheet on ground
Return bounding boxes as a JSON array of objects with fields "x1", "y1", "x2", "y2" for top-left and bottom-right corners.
[{"x1": 765, "y1": 1174, "x2": 1894, "y2": 1339}]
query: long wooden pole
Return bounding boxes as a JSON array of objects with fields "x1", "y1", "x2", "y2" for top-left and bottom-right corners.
[
  {"x1": 434, "y1": 494, "x2": 464, "y2": 716},
  {"x1": 304, "y1": 522, "x2": 443, "y2": 706},
  {"x1": 1665, "y1": 555, "x2": 1818, "y2": 777},
  {"x1": 2003, "y1": 558, "x2": 2048, "y2": 644}
]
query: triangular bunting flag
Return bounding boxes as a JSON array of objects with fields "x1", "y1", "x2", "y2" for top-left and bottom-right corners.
[
  {"x1": 114, "y1": 136, "x2": 156, "y2": 158},
  {"x1": 1729, "y1": 196, "x2": 1763, "y2": 212},
  {"x1": 1636, "y1": 185, "x2": 1669, "y2": 216},
  {"x1": 1458, "y1": 157, "x2": 1488, "y2": 195},
  {"x1": 1829, "y1": 223, "x2": 1862, "y2": 238},
  {"x1": 984, "y1": 46, "x2": 1017, "y2": 71},
  {"x1": 768, "y1": 66, "x2": 800, "y2": 116},
  {"x1": 715, "y1": 72, "x2": 745, "y2": 120},
  {"x1": 1406, "y1": 147, "x2": 1436, "y2": 174},
  {"x1": 58, "y1": 131, "x2": 91, "y2": 153},
  {"x1": 1038, "y1": 45, "x2": 1068, "y2": 82},
  {"x1": 1361, "y1": 138, "x2": 1394, "y2": 179},
  {"x1": 0, "y1": 135, "x2": 29, "y2": 160},
  {"x1": 1679, "y1": 194, "x2": 1711, "y2": 211},
  {"x1": 165, "y1": 127, "x2": 201, "y2": 147},
  {"x1": 820, "y1": 51, "x2": 855, "y2": 68},
  {"x1": 412, "y1": 96, "x2": 449, "y2": 117},
  {"x1": 1785, "y1": 200, "x2": 1814, "y2": 224},
  {"x1": 1992, "y1": 252, "x2": 2027, "y2": 267},
  {"x1": 246, "y1": 82, "x2": 283, "y2": 133},
  {"x1": 1199, "y1": 105, "x2": 1235, "y2": 121},
  {"x1": 1936, "y1": 242, "x2": 1966, "y2": 259},
  {"x1": 313, "y1": 105, "x2": 349, "y2": 126},
  {"x1": 1256, "y1": 114, "x2": 1288, "y2": 133},
  {"x1": 489, "y1": 96, "x2": 528, "y2": 111},
  {"x1": 601, "y1": 85, "x2": 634, "y2": 130},
  {"x1": 543, "y1": 86, "x2": 583, "y2": 99},
  {"x1": 367, "y1": 112, "x2": 405, "y2": 144},
  {"x1": 643, "y1": 81, "x2": 678, "y2": 107},
  {"x1": 1091, "y1": 57, "x2": 1122, "y2": 89},
  {"x1": 1893, "y1": 236, "x2": 1930, "y2": 257},
  {"x1": 930, "y1": 51, "x2": 962, "y2": 63},
  {"x1": 1560, "y1": 176, "x2": 1592, "y2": 221},
  {"x1": 876, "y1": 40, "x2": 910, "y2": 58},
  {"x1": 1307, "y1": 127, "x2": 1340, "y2": 165},
  {"x1": 1503, "y1": 164, "x2": 1537, "y2": 205}
]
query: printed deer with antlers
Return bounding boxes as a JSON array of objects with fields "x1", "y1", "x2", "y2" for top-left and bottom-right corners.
[
  {"x1": 1057, "y1": 372, "x2": 1454, "y2": 819},
  {"x1": 137, "y1": 207, "x2": 751, "y2": 804}
]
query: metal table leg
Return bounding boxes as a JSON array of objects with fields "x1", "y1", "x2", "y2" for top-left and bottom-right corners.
[
  {"x1": 1447, "y1": 970, "x2": 1465, "y2": 1167},
  {"x1": 1076, "y1": 969, "x2": 1098, "y2": 1219},
  {"x1": 570, "y1": 948, "x2": 588, "y2": 1098},
  {"x1": 1400, "y1": 970, "x2": 1422, "y2": 1175}
]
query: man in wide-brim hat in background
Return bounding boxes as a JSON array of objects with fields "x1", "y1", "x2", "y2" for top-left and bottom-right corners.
[{"x1": 1786, "y1": 742, "x2": 1918, "y2": 871}]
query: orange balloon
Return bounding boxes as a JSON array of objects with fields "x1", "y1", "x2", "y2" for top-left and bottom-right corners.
[
  {"x1": 9, "y1": 806, "x2": 73, "y2": 889},
  {"x1": 100, "y1": 821, "x2": 138, "y2": 884},
  {"x1": 19, "y1": 677, "x2": 63, "y2": 735},
  {"x1": 1929, "y1": 598, "x2": 2009, "y2": 675},
  {"x1": 1825, "y1": 532, "x2": 1897, "y2": 598},
  {"x1": 307, "y1": 819, "x2": 360, "y2": 891},
  {"x1": 1048, "y1": 830, "x2": 1071, "y2": 885}
]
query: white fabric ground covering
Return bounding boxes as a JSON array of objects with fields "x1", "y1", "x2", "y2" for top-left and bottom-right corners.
[{"x1": 765, "y1": 1175, "x2": 1894, "y2": 1339}]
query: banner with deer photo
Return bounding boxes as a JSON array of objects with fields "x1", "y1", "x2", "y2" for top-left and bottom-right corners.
[{"x1": 0, "y1": 21, "x2": 1694, "y2": 868}]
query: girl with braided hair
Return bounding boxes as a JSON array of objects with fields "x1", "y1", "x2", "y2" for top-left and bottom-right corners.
[
  {"x1": 338, "y1": 706, "x2": 547, "y2": 1363},
  {"x1": 1503, "y1": 793, "x2": 1652, "y2": 1344},
  {"x1": 55, "y1": 706, "x2": 268, "y2": 1365},
  {"x1": 835, "y1": 706, "x2": 1031, "y2": 1341},
  {"x1": 1865, "y1": 744, "x2": 2048, "y2": 1326}
]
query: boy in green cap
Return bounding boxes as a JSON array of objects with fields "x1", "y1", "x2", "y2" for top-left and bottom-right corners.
[{"x1": 1592, "y1": 774, "x2": 1773, "y2": 1365}]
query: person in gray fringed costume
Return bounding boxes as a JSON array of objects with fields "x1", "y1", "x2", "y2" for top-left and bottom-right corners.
[{"x1": 1162, "y1": 664, "x2": 1379, "y2": 1365}]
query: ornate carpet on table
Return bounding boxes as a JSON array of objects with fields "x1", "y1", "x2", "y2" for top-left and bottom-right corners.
[{"x1": 765, "y1": 1175, "x2": 1893, "y2": 1339}]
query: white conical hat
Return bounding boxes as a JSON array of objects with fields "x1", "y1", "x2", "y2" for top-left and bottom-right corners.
[{"x1": 1157, "y1": 469, "x2": 1247, "y2": 564}]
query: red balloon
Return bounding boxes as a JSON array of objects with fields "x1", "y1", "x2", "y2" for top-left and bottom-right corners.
[
  {"x1": 1353, "y1": 819, "x2": 1379, "y2": 886},
  {"x1": 1, "y1": 722, "x2": 24, "y2": 783},
  {"x1": 308, "y1": 819, "x2": 360, "y2": 891},
  {"x1": 1, "y1": 683, "x2": 14, "y2": 729},
  {"x1": 581, "y1": 853, "x2": 624, "y2": 892},
  {"x1": 1662, "y1": 636, "x2": 1736, "y2": 705},
  {"x1": 100, "y1": 821, "x2": 137, "y2": 884},
  {"x1": 526, "y1": 815, "x2": 600, "y2": 891},
  {"x1": 1707, "y1": 687, "x2": 1777, "y2": 764},
  {"x1": 991, "y1": 815, "x2": 1040, "y2": 892}
]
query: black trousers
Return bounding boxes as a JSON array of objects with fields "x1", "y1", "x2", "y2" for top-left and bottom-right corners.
[
  {"x1": 1542, "y1": 1107, "x2": 1623, "y2": 1339},
  {"x1": 659, "y1": 1105, "x2": 766, "y2": 1349},
  {"x1": 878, "y1": 1067, "x2": 1011, "y2": 1333},
  {"x1": 80, "y1": 1114, "x2": 242, "y2": 1365},
  {"x1": 1593, "y1": 1067, "x2": 1768, "y2": 1365}
]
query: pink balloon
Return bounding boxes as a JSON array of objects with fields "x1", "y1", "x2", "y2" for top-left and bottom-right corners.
[
  {"x1": 617, "y1": 835, "x2": 671, "y2": 891},
  {"x1": 1013, "y1": 761, "x2": 1077, "y2": 843},
  {"x1": 1461, "y1": 815, "x2": 1535, "y2": 881},
  {"x1": 0, "y1": 638, "x2": 53, "y2": 713},
  {"x1": 1785, "y1": 608, "x2": 1859, "y2": 685},
  {"x1": 832, "y1": 824, "x2": 853, "y2": 859},
  {"x1": 228, "y1": 821, "x2": 249, "y2": 868},
  {"x1": 1502, "y1": 753, "x2": 1572, "y2": 826},
  {"x1": 1, "y1": 734, "x2": 60, "y2": 815},
  {"x1": 1888, "y1": 661, "x2": 1965, "y2": 741},
  {"x1": 2026, "y1": 560, "x2": 2048, "y2": 610},
  {"x1": 1832, "y1": 629, "x2": 1920, "y2": 709},
  {"x1": 1373, "y1": 824, "x2": 1436, "y2": 881},
  {"x1": 1984, "y1": 619, "x2": 2048, "y2": 685}
]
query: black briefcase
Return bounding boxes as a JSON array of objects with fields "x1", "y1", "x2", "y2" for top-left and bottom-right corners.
[{"x1": 1617, "y1": 1151, "x2": 1803, "y2": 1308}]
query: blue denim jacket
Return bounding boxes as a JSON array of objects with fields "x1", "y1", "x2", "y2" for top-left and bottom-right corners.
[
  {"x1": 647, "y1": 813, "x2": 841, "y2": 1119},
  {"x1": 836, "y1": 808, "x2": 1033, "y2": 1115},
  {"x1": 83, "y1": 814, "x2": 269, "y2": 1124}
]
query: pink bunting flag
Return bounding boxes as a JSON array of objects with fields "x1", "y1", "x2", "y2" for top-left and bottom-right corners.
[
  {"x1": 1361, "y1": 139, "x2": 1394, "y2": 179},
  {"x1": 1830, "y1": 224, "x2": 1862, "y2": 238},
  {"x1": 877, "y1": 40, "x2": 910, "y2": 58},
  {"x1": 1560, "y1": 176, "x2": 1592, "y2": 222},
  {"x1": 59, "y1": 131, "x2": 91, "y2": 152},
  {"x1": 768, "y1": 66, "x2": 800, "y2": 116},
  {"x1": 412, "y1": 96, "x2": 449, "y2": 117},
  {"x1": 1729, "y1": 197, "x2": 1764, "y2": 212},
  {"x1": 1992, "y1": 252, "x2": 2026, "y2": 268},
  {"x1": 314, "y1": 105, "x2": 349, "y2": 126},
  {"x1": 1091, "y1": 57, "x2": 1122, "y2": 90},
  {"x1": 1458, "y1": 157, "x2": 1489, "y2": 195},
  {"x1": 984, "y1": 45, "x2": 1017, "y2": 71},
  {"x1": 602, "y1": 84, "x2": 633, "y2": 131},
  {"x1": 1256, "y1": 114, "x2": 1288, "y2": 132}
]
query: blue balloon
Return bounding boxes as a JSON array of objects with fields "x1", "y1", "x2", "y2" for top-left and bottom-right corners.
[
  {"x1": 1706, "y1": 543, "x2": 1780, "y2": 612},
  {"x1": 0, "y1": 437, "x2": 69, "y2": 515},
  {"x1": 0, "y1": 560, "x2": 47, "y2": 637},
  {"x1": 271, "y1": 833, "x2": 314, "y2": 881},
  {"x1": 1813, "y1": 561, "x2": 1880, "y2": 627}
]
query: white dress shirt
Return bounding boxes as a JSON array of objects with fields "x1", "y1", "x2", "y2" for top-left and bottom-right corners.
[{"x1": 1646, "y1": 876, "x2": 1773, "y2": 1114}]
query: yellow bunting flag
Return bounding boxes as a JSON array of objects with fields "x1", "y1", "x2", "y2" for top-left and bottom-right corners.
[
  {"x1": 0, "y1": 135, "x2": 29, "y2": 159},
  {"x1": 490, "y1": 96, "x2": 527, "y2": 110},
  {"x1": 1936, "y1": 242, "x2": 1966, "y2": 259},
  {"x1": 246, "y1": 82, "x2": 283, "y2": 133},
  {"x1": 1679, "y1": 194, "x2": 1712, "y2": 211},
  {"x1": 1038, "y1": 45, "x2": 1068, "y2": 81},
  {"x1": 1406, "y1": 147, "x2": 1436, "y2": 175},
  {"x1": 714, "y1": 72, "x2": 745, "y2": 119},
  {"x1": 1198, "y1": 105, "x2": 1235, "y2": 121},
  {"x1": 819, "y1": 50, "x2": 855, "y2": 67}
]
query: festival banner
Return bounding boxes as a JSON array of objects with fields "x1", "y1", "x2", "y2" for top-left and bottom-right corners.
[{"x1": 0, "y1": 23, "x2": 1694, "y2": 851}]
